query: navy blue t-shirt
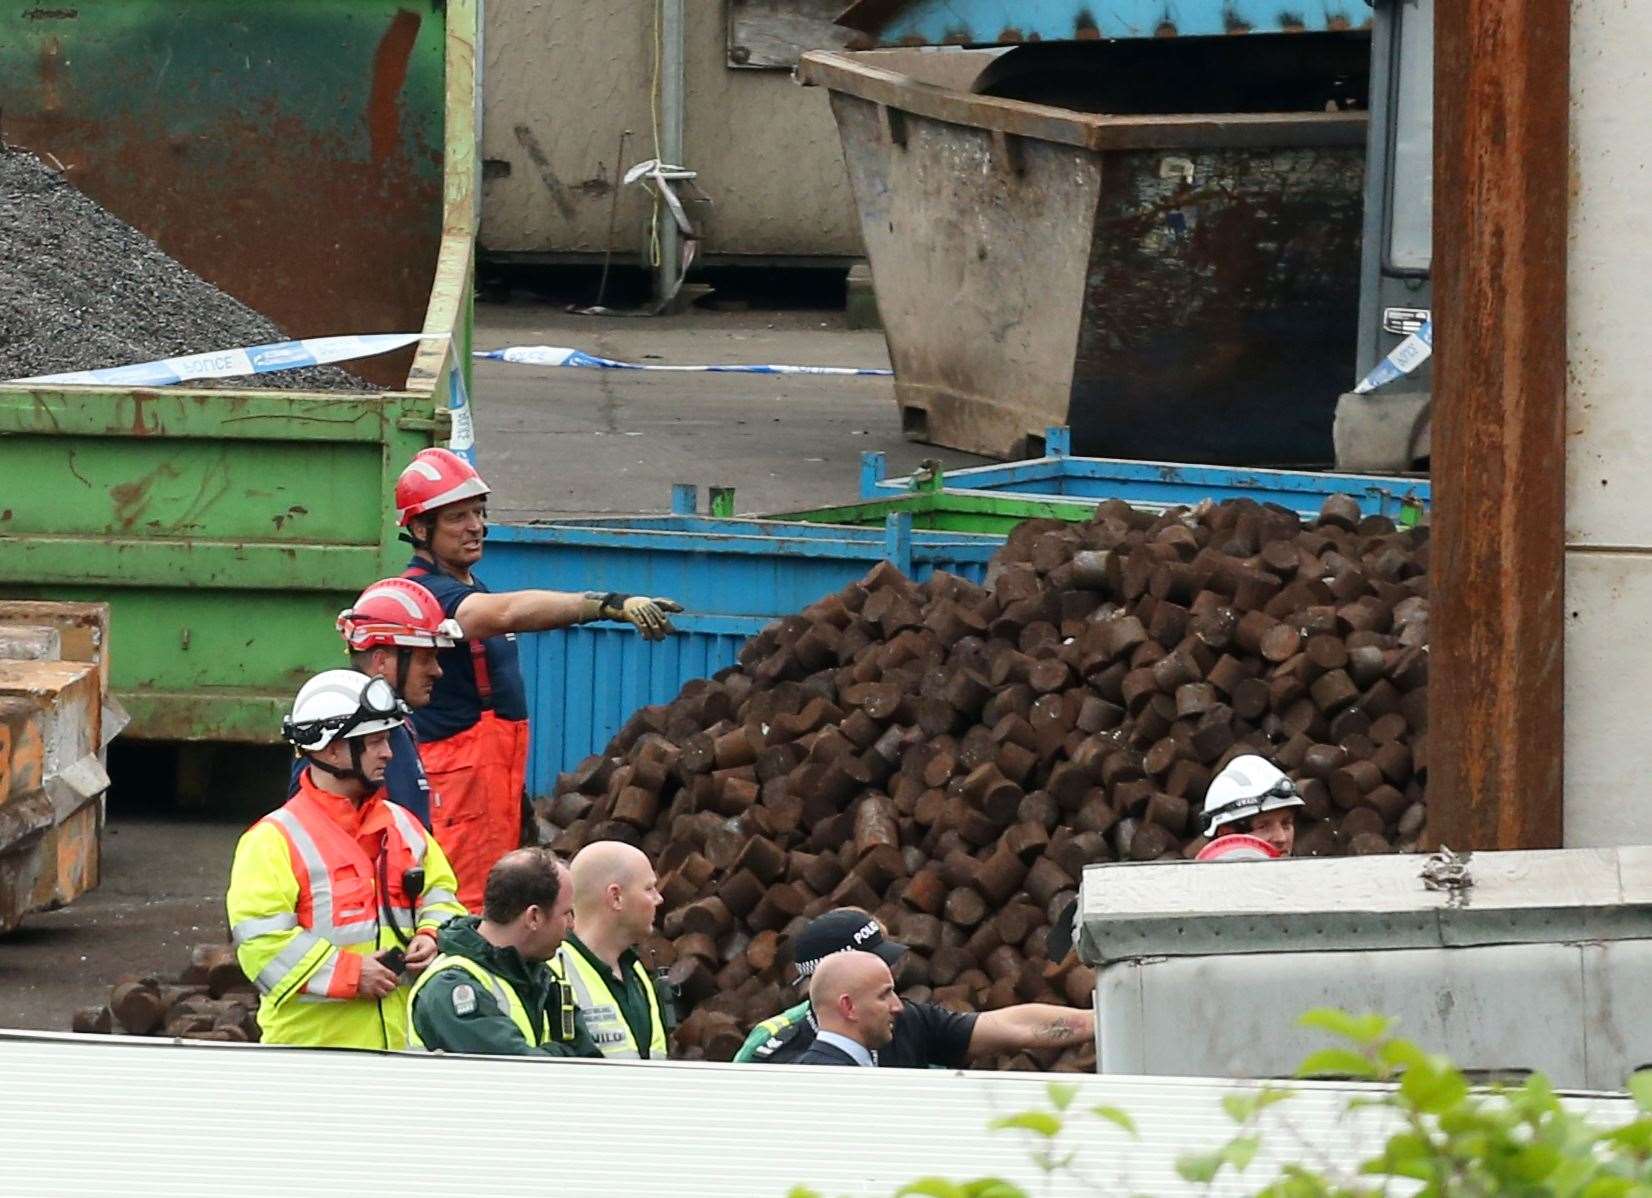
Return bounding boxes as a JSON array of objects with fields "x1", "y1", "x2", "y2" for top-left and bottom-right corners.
[
  {"x1": 403, "y1": 557, "x2": 529, "y2": 741},
  {"x1": 287, "y1": 720, "x2": 434, "y2": 828}
]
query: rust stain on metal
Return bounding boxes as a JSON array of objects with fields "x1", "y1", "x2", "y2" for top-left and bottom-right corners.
[
  {"x1": 6, "y1": 39, "x2": 442, "y2": 390},
  {"x1": 37, "y1": 35, "x2": 61, "y2": 112},
  {"x1": 1155, "y1": 21, "x2": 1179, "y2": 37},
  {"x1": 367, "y1": 8, "x2": 421, "y2": 165},
  {"x1": 1428, "y1": 0, "x2": 1570, "y2": 852},
  {"x1": 129, "y1": 393, "x2": 157, "y2": 437},
  {"x1": 108, "y1": 462, "x2": 180, "y2": 531},
  {"x1": 998, "y1": 27, "x2": 1024, "y2": 43},
  {"x1": 1075, "y1": 10, "x2": 1101, "y2": 39},
  {"x1": 1327, "y1": 14, "x2": 1351, "y2": 31},
  {"x1": 1279, "y1": 12, "x2": 1307, "y2": 32}
]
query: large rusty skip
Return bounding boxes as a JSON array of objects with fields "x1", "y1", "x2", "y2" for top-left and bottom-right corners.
[{"x1": 4, "y1": 6, "x2": 441, "y2": 389}]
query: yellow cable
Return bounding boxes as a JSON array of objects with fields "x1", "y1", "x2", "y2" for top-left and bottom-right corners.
[{"x1": 647, "y1": 0, "x2": 663, "y2": 270}]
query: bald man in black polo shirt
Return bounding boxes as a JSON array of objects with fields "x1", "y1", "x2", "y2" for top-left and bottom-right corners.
[{"x1": 737, "y1": 908, "x2": 1095, "y2": 1068}]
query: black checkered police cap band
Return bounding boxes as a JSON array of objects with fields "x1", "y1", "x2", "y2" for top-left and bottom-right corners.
[{"x1": 791, "y1": 909, "x2": 908, "y2": 983}]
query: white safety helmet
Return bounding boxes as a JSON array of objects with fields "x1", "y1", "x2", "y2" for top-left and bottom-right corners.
[
  {"x1": 1200, "y1": 754, "x2": 1305, "y2": 838},
  {"x1": 282, "y1": 670, "x2": 407, "y2": 752}
]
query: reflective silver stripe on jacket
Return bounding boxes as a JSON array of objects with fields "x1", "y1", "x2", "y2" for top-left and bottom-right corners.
[
  {"x1": 230, "y1": 913, "x2": 298, "y2": 941},
  {"x1": 555, "y1": 946, "x2": 640, "y2": 1060},
  {"x1": 386, "y1": 804, "x2": 428, "y2": 863},
  {"x1": 251, "y1": 931, "x2": 326, "y2": 994},
  {"x1": 406, "y1": 956, "x2": 519, "y2": 1051},
  {"x1": 264, "y1": 807, "x2": 336, "y2": 934}
]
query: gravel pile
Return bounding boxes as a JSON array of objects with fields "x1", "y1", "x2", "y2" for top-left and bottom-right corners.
[{"x1": 0, "y1": 148, "x2": 372, "y2": 391}]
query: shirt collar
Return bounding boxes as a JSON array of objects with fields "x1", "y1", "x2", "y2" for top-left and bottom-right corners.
[
  {"x1": 814, "y1": 1030, "x2": 876, "y2": 1067},
  {"x1": 295, "y1": 768, "x2": 387, "y2": 837},
  {"x1": 565, "y1": 932, "x2": 638, "y2": 986}
]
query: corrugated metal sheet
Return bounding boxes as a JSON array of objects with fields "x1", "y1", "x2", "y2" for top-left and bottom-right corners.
[
  {"x1": 838, "y1": 0, "x2": 1372, "y2": 45},
  {"x1": 10, "y1": 1030, "x2": 1627, "y2": 1197},
  {"x1": 483, "y1": 517, "x2": 1003, "y2": 791},
  {"x1": 519, "y1": 614, "x2": 761, "y2": 801}
]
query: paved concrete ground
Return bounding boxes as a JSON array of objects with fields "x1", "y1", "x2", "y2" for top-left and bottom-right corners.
[
  {"x1": 0, "y1": 300, "x2": 990, "y2": 1031},
  {"x1": 473, "y1": 302, "x2": 988, "y2": 520}
]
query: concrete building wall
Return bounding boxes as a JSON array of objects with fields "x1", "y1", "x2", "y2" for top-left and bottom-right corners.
[
  {"x1": 1564, "y1": 1, "x2": 1652, "y2": 844},
  {"x1": 479, "y1": 1, "x2": 860, "y2": 261}
]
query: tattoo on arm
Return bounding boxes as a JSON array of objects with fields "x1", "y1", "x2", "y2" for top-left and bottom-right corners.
[{"x1": 1036, "y1": 1020, "x2": 1079, "y2": 1044}]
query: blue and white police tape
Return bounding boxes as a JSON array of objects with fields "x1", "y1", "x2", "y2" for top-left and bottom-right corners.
[
  {"x1": 1353, "y1": 320, "x2": 1433, "y2": 395},
  {"x1": 476, "y1": 344, "x2": 893, "y2": 378},
  {"x1": 8, "y1": 332, "x2": 442, "y2": 388}
]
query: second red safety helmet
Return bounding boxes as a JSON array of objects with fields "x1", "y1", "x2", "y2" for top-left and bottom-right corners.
[{"x1": 337, "y1": 578, "x2": 463, "y2": 651}]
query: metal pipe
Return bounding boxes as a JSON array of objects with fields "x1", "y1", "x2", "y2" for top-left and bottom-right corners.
[{"x1": 655, "y1": 0, "x2": 686, "y2": 307}]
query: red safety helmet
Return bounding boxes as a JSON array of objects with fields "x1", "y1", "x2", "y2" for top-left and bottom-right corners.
[
  {"x1": 337, "y1": 578, "x2": 463, "y2": 651},
  {"x1": 395, "y1": 447, "x2": 491, "y2": 527},
  {"x1": 1194, "y1": 834, "x2": 1283, "y2": 863}
]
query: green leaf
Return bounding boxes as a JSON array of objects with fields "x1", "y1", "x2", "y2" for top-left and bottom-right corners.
[
  {"x1": 1090, "y1": 1104, "x2": 1139, "y2": 1137},
  {"x1": 896, "y1": 1182, "x2": 965, "y2": 1198},
  {"x1": 786, "y1": 1188, "x2": 825, "y2": 1198},
  {"x1": 1599, "y1": 1120, "x2": 1652, "y2": 1154},
  {"x1": 1223, "y1": 1093, "x2": 1260, "y2": 1123},
  {"x1": 1226, "y1": 1135, "x2": 1262, "y2": 1172},
  {"x1": 1630, "y1": 1072, "x2": 1652, "y2": 1113},
  {"x1": 1580, "y1": 1180, "x2": 1635, "y2": 1198},
  {"x1": 1399, "y1": 1061, "x2": 1469, "y2": 1114},
  {"x1": 1298, "y1": 1009, "x2": 1393, "y2": 1045},
  {"x1": 1254, "y1": 1086, "x2": 1295, "y2": 1113},
  {"x1": 1377, "y1": 1038, "x2": 1432, "y2": 1072},
  {"x1": 989, "y1": 1111, "x2": 1063, "y2": 1139},
  {"x1": 962, "y1": 1181, "x2": 1030, "y2": 1198},
  {"x1": 1046, "y1": 1081, "x2": 1078, "y2": 1112},
  {"x1": 1296, "y1": 1048, "x2": 1380, "y2": 1080},
  {"x1": 1176, "y1": 1150, "x2": 1225, "y2": 1184}
]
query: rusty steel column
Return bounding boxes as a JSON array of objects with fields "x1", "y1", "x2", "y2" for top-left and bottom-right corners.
[{"x1": 1428, "y1": 0, "x2": 1570, "y2": 849}]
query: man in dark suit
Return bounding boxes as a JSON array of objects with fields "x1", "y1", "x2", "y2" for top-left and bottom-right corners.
[{"x1": 794, "y1": 951, "x2": 902, "y2": 1067}]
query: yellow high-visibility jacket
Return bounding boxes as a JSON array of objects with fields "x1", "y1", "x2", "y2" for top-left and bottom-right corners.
[{"x1": 226, "y1": 774, "x2": 466, "y2": 1049}]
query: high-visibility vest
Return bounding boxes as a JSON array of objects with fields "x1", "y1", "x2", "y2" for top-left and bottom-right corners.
[
  {"x1": 551, "y1": 944, "x2": 667, "y2": 1060},
  {"x1": 407, "y1": 953, "x2": 538, "y2": 1050},
  {"x1": 227, "y1": 776, "x2": 465, "y2": 1050}
]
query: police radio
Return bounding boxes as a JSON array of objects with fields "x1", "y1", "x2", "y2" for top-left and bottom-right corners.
[{"x1": 653, "y1": 967, "x2": 682, "y2": 1033}]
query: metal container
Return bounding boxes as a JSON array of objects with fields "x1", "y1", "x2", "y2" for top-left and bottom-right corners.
[
  {"x1": 771, "y1": 488, "x2": 1096, "y2": 534},
  {"x1": 863, "y1": 428, "x2": 1430, "y2": 522},
  {"x1": 483, "y1": 512, "x2": 1003, "y2": 793},
  {"x1": 798, "y1": 49, "x2": 1368, "y2": 464},
  {"x1": 0, "y1": 1, "x2": 480, "y2": 743},
  {"x1": 1077, "y1": 848, "x2": 1652, "y2": 1090},
  {"x1": 836, "y1": 0, "x2": 1372, "y2": 43}
]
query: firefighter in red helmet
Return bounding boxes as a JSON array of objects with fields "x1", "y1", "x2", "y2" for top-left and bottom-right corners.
[{"x1": 394, "y1": 448, "x2": 682, "y2": 909}]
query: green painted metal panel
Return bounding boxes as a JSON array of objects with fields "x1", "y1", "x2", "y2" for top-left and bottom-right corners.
[
  {"x1": 772, "y1": 491, "x2": 1097, "y2": 534},
  {"x1": 0, "y1": 437, "x2": 388, "y2": 542},
  {"x1": 0, "y1": 1, "x2": 479, "y2": 743}
]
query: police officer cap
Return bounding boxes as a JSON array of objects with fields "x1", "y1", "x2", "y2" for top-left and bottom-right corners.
[{"x1": 791, "y1": 909, "x2": 907, "y2": 981}]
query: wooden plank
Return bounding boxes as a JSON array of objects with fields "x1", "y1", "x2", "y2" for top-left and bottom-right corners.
[
  {"x1": 797, "y1": 51, "x2": 1368, "y2": 153},
  {"x1": 1427, "y1": 0, "x2": 1570, "y2": 850},
  {"x1": 728, "y1": 0, "x2": 852, "y2": 68}
]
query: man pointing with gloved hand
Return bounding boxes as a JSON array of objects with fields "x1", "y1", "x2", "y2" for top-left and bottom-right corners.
[{"x1": 394, "y1": 448, "x2": 683, "y2": 909}]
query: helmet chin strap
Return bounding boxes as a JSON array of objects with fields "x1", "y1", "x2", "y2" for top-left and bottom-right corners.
[{"x1": 307, "y1": 737, "x2": 373, "y2": 788}]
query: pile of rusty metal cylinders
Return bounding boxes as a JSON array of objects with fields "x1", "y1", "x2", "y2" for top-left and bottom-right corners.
[
  {"x1": 537, "y1": 494, "x2": 1429, "y2": 1069},
  {"x1": 73, "y1": 943, "x2": 260, "y2": 1042}
]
